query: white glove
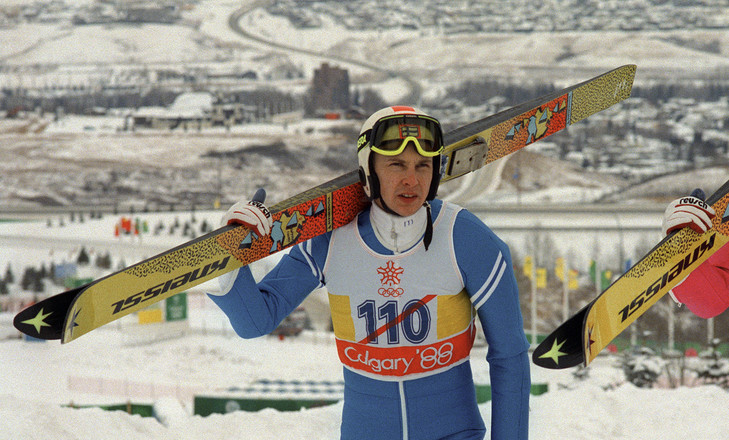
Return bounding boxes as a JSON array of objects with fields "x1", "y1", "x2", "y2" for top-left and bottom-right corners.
[
  {"x1": 662, "y1": 192, "x2": 715, "y2": 236},
  {"x1": 222, "y1": 199, "x2": 272, "y2": 237}
]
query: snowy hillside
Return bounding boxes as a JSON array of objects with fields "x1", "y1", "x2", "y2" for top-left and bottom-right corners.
[
  {"x1": 3, "y1": 1, "x2": 729, "y2": 438},
  {"x1": 3, "y1": 0, "x2": 729, "y2": 209}
]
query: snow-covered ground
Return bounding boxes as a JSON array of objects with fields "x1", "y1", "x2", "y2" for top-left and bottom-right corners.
[
  {"x1": 3, "y1": 308, "x2": 729, "y2": 439},
  {"x1": 2, "y1": 198, "x2": 729, "y2": 440}
]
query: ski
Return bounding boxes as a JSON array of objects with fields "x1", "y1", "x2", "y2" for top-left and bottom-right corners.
[
  {"x1": 533, "y1": 178, "x2": 729, "y2": 369},
  {"x1": 14, "y1": 64, "x2": 637, "y2": 343}
]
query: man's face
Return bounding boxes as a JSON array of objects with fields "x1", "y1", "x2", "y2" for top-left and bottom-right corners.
[{"x1": 372, "y1": 144, "x2": 432, "y2": 217}]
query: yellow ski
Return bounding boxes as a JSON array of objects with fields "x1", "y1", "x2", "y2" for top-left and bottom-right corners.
[{"x1": 534, "y1": 179, "x2": 729, "y2": 369}]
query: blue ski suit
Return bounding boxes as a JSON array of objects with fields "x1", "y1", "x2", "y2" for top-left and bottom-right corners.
[{"x1": 209, "y1": 199, "x2": 530, "y2": 439}]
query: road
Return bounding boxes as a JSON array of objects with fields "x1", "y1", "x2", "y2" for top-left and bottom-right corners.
[{"x1": 226, "y1": 2, "x2": 422, "y2": 104}]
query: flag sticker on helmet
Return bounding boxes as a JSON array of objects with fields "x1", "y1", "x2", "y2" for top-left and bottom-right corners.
[
  {"x1": 401, "y1": 124, "x2": 434, "y2": 141},
  {"x1": 382, "y1": 123, "x2": 433, "y2": 142},
  {"x1": 399, "y1": 124, "x2": 421, "y2": 139}
]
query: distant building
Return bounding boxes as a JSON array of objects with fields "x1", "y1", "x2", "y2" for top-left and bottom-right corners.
[
  {"x1": 123, "y1": 4, "x2": 180, "y2": 24},
  {"x1": 309, "y1": 63, "x2": 350, "y2": 116},
  {"x1": 130, "y1": 92, "x2": 256, "y2": 130},
  {"x1": 73, "y1": 2, "x2": 180, "y2": 25}
]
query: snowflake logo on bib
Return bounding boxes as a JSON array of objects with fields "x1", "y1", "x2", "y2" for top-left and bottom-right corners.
[{"x1": 377, "y1": 261, "x2": 404, "y2": 297}]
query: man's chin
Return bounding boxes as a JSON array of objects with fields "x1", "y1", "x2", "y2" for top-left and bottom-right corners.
[{"x1": 392, "y1": 197, "x2": 425, "y2": 216}]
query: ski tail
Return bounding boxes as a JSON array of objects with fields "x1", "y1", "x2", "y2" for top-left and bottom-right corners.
[
  {"x1": 532, "y1": 306, "x2": 589, "y2": 369},
  {"x1": 13, "y1": 286, "x2": 85, "y2": 340}
]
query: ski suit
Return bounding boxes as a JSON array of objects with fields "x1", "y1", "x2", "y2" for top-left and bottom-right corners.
[
  {"x1": 672, "y1": 242, "x2": 729, "y2": 319},
  {"x1": 209, "y1": 199, "x2": 530, "y2": 439}
]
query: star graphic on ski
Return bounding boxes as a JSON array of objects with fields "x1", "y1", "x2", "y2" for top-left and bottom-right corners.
[
  {"x1": 65, "y1": 307, "x2": 81, "y2": 338},
  {"x1": 538, "y1": 337, "x2": 568, "y2": 366},
  {"x1": 586, "y1": 325, "x2": 596, "y2": 356},
  {"x1": 21, "y1": 308, "x2": 52, "y2": 334}
]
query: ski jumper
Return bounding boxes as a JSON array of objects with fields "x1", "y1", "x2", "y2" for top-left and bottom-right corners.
[
  {"x1": 209, "y1": 199, "x2": 530, "y2": 440},
  {"x1": 672, "y1": 242, "x2": 729, "y2": 319}
]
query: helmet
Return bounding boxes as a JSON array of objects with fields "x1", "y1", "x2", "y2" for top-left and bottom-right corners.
[{"x1": 357, "y1": 106, "x2": 444, "y2": 202}]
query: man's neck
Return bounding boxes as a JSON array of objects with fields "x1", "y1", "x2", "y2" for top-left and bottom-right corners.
[{"x1": 369, "y1": 202, "x2": 427, "y2": 253}]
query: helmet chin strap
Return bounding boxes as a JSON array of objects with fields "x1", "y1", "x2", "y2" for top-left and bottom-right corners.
[
  {"x1": 423, "y1": 202, "x2": 433, "y2": 251},
  {"x1": 375, "y1": 197, "x2": 398, "y2": 216},
  {"x1": 375, "y1": 198, "x2": 434, "y2": 251}
]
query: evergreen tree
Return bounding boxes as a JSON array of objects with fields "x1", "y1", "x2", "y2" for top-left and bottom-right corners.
[
  {"x1": 32, "y1": 275, "x2": 44, "y2": 293},
  {"x1": 95, "y1": 252, "x2": 112, "y2": 269},
  {"x1": 200, "y1": 219, "x2": 210, "y2": 234},
  {"x1": 21, "y1": 267, "x2": 36, "y2": 291},
  {"x1": 5, "y1": 265, "x2": 14, "y2": 284},
  {"x1": 77, "y1": 247, "x2": 90, "y2": 265}
]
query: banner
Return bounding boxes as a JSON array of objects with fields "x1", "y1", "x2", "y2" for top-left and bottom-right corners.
[
  {"x1": 589, "y1": 260, "x2": 596, "y2": 283},
  {"x1": 524, "y1": 256, "x2": 533, "y2": 279},
  {"x1": 165, "y1": 292, "x2": 188, "y2": 322},
  {"x1": 555, "y1": 257, "x2": 565, "y2": 281},
  {"x1": 568, "y1": 269, "x2": 579, "y2": 290},
  {"x1": 601, "y1": 269, "x2": 613, "y2": 290}
]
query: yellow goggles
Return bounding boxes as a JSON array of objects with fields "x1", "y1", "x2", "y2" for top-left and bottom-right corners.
[{"x1": 369, "y1": 115, "x2": 444, "y2": 157}]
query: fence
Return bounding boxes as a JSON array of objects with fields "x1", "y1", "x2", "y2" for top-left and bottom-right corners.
[{"x1": 67, "y1": 375, "x2": 205, "y2": 402}]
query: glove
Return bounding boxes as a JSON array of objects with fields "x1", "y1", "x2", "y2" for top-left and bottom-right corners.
[
  {"x1": 662, "y1": 189, "x2": 716, "y2": 236},
  {"x1": 222, "y1": 189, "x2": 272, "y2": 237}
]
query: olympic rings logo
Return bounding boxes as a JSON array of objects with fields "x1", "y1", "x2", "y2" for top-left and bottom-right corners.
[{"x1": 378, "y1": 287, "x2": 404, "y2": 297}]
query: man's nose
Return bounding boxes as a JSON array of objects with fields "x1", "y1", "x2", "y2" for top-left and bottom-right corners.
[{"x1": 401, "y1": 167, "x2": 418, "y2": 186}]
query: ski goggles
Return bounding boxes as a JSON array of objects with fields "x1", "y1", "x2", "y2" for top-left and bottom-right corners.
[{"x1": 368, "y1": 115, "x2": 444, "y2": 157}]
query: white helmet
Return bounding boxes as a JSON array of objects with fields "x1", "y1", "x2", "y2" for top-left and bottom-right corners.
[{"x1": 357, "y1": 106, "x2": 444, "y2": 202}]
